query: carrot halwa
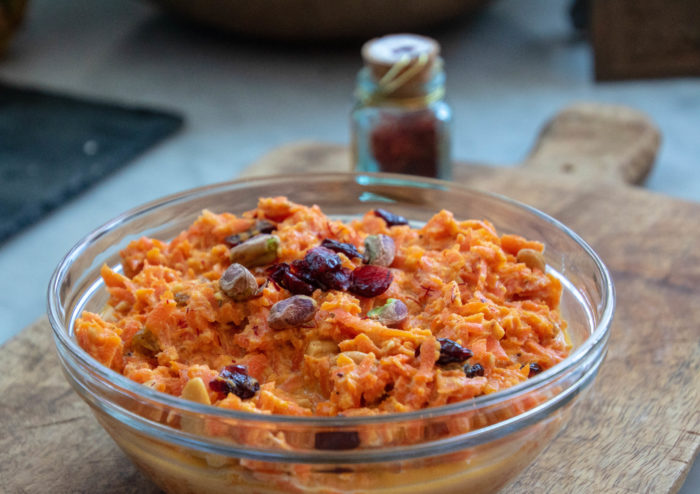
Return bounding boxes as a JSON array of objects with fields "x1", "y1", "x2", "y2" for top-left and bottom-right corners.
[{"x1": 75, "y1": 197, "x2": 570, "y2": 417}]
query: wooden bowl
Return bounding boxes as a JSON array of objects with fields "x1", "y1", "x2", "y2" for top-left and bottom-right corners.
[{"x1": 146, "y1": 0, "x2": 491, "y2": 40}]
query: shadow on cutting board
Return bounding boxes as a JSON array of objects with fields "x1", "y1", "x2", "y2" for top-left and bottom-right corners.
[{"x1": 0, "y1": 81, "x2": 183, "y2": 243}]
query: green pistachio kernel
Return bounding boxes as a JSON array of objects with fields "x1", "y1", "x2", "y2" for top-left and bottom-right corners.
[
  {"x1": 229, "y1": 234, "x2": 279, "y2": 267},
  {"x1": 367, "y1": 298, "x2": 408, "y2": 326},
  {"x1": 364, "y1": 234, "x2": 396, "y2": 267}
]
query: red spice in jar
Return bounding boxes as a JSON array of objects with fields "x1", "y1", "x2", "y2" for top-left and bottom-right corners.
[{"x1": 370, "y1": 111, "x2": 439, "y2": 178}]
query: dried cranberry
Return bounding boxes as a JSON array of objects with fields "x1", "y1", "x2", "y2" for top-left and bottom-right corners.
[
  {"x1": 314, "y1": 431, "x2": 360, "y2": 450},
  {"x1": 528, "y1": 363, "x2": 542, "y2": 377},
  {"x1": 292, "y1": 267, "x2": 321, "y2": 288},
  {"x1": 436, "y1": 338, "x2": 473, "y2": 365},
  {"x1": 373, "y1": 209, "x2": 409, "y2": 227},
  {"x1": 209, "y1": 365, "x2": 259, "y2": 399},
  {"x1": 256, "y1": 221, "x2": 276, "y2": 234},
  {"x1": 268, "y1": 263, "x2": 315, "y2": 296},
  {"x1": 316, "y1": 266, "x2": 352, "y2": 291},
  {"x1": 288, "y1": 247, "x2": 353, "y2": 292},
  {"x1": 464, "y1": 363, "x2": 484, "y2": 378},
  {"x1": 221, "y1": 364, "x2": 248, "y2": 377},
  {"x1": 300, "y1": 247, "x2": 342, "y2": 274},
  {"x1": 268, "y1": 263, "x2": 288, "y2": 282},
  {"x1": 349, "y1": 265, "x2": 393, "y2": 297},
  {"x1": 321, "y1": 239, "x2": 362, "y2": 259}
]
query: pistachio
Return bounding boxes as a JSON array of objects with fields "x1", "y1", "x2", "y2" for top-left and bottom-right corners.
[
  {"x1": 219, "y1": 263, "x2": 265, "y2": 301},
  {"x1": 225, "y1": 220, "x2": 276, "y2": 247},
  {"x1": 132, "y1": 327, "x2": 160, "y2": 355},
  {"x1": 229, "y1": 234, "x2": 279, "y2": 268},
  {"x1": 174, "y1": 292, "x2": 190, "y2": 307},
  {"x1": 268, "y1": 295, "x2": 317, "y2": 330},
  {"x1": 367, "y1": 298, "x2": 408, "y2": 326},
  {"x1": 517, "y1": 248, "x2": 546, "y2": 272},
  {"x1": 364, "y1": 234, "x2": 395, "y2": 267}
]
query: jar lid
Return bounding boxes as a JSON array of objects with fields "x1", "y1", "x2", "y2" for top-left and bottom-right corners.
[{"x1": 361, "y1": 34, "x2": 441, "y2": 98}]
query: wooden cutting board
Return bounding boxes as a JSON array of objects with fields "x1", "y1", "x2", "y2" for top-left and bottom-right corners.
[{"x1": 1, "y1": 104, "x2": 698, "y2": 494}]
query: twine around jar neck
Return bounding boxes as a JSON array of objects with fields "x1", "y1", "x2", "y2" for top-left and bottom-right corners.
[
  {"x1": 378, "y1": 52, "x2": 430, "y2": 94},
  {"x1": 355, "y1": 55, "x2": 446, "y2": 108}
]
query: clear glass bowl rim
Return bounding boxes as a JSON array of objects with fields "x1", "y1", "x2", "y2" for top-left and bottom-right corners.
[{"x1": 48, "y1": 172, "x2": 615, "y2": 428}]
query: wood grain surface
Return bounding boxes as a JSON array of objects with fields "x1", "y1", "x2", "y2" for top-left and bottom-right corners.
[{"x1": 2, "y1": 138, "x2": 698, "y2": 493}]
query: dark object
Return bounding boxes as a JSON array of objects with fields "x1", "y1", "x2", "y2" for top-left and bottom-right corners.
[
  {"x1": 373, "y1": 209, "x2": 409, "y2": 227},
  {"x1": 267, "y1": 263, "x2": 315, "y2": 296},
  {"x1": 0, "y1": 0, "x2": 27, "y2": 55},
  {"x1": 271, "y1": 243, "x2": 393, "y2": 296},
  {"x1": 349, "y1": 265, "x2": 393, "y2": 298},
  {"x1": 209, "y1": 364, "x2": 260, "y2": 399},
  {"x1": 529, "y1": 363, "x2": 542, "y2": 377},
  {"x1": 292, "y1": 247, "x2": 352, "y2": 291},
  {"x1": 294, "y1": 246, "x2": 342, "y2": 274},
  {"x1": 318, "y1": 467, "x2": 354, "y2": 474},
  {"x1": 436, "y1": 338, "x2": 473, "y2": 365},
  {"x1": 144, "y1": 0, "x2": 491, "y2": 41},
  {"x1": 321, "y1": 238, "x2": 362, "y2": 259},
  {"x1": 464, "y1": 363, "x2": 485, "y2": 378},
  {"x1": 224, "y1": 220, "x2": 276, "y2": 247},
  {"x1": 316, "y1": 267, "x2": 352, "y2": 292},
  {"x1": 370, "y1": 113, "x2": 441, "y2": 177},
  {"x1": 0, "y1": 82, "x2": 182, "y2": 243},
  {"x1": 592, "y1": 0, "x2": 700, "y2": 80},
  {"x1": 314, "y1": 431, "x2": 360, "y2": 450},
  {"x1": 569, "y1": 0, "x2": 590, "y2": 31}
]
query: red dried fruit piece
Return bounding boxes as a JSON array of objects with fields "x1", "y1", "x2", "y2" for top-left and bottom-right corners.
[
  {"x1": 373, "y1": 209, "x2": 409, "y2": 227},
  {"x1": 298, "y1": 246, "x2": 342, "y2": 274},
  {"x1": 321, "y1": 239, "x2": 362, "y2": 259},
  {"x1": 314, "y1": 431, "x2": 360, "y2": 450},
  {"x1": 436, "y1": 338, "x2": 473, "y2": 365},
  {"x1": 222, "y1": 364, "x2": 248, "y2": 377},
  {"x1": 209, "y1": 364, "x2": 259, "y2": 399},
  {"x1": 349, "y1": 265, "x2": 393, "y2": 297},
  {"x1": 528, "y1": 363, "x2": 542, "y2": 377},
  {"x1": 464, "y1": 363, "x2": 484, "y2": 378},
  {"x1": 291, "y1": 266, "x2": 321, "y2": 288},
  {"x1": 291, "y1": 246, "x2": 353, "y2": 292},
  {"x1": 267, "y1": 263, "x2": 315, "y2": 296},
  {"x1": 317, "y1": 266, "x2": 352, "y2": 291}
]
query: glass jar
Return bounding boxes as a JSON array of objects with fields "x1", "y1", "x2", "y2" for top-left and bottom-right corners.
[{"x1": 351, "y1": 34, "x2": 453, "y2": 180}]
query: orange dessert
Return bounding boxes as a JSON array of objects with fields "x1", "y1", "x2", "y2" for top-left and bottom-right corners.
[{"x1": 75, "y1": 196, "x2": 570, "y2": 418}]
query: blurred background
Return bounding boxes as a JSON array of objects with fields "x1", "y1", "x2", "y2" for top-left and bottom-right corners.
[{"x1": 0, "y1": 1, "x2": 698, "y2": 488}]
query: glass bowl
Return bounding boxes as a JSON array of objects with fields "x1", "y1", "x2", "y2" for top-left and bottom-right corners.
[{"x1": 48, "y1": 173, "x2": 614, "y2": 494}]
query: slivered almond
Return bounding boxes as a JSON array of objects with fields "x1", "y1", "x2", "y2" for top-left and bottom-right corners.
[
  {"x1": 181, "y1": 377, "x2": 211, "y2": 405},
  {"x1": 180, "y1": 377, "x2": 211, "y2": 435}
]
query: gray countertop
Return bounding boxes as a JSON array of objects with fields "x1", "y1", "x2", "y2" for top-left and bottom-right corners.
[{"x1": 1, "y1": 0, "x2": 698, "y2": 490}]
